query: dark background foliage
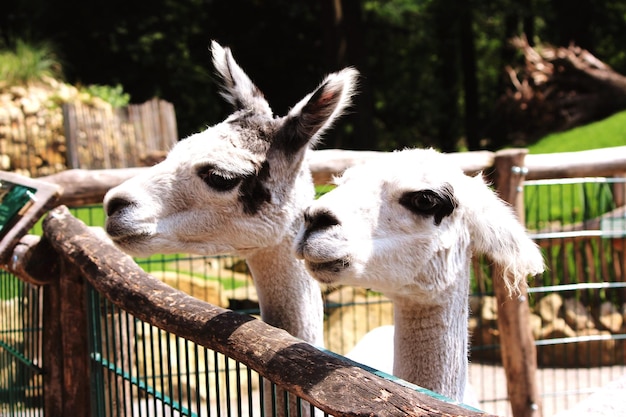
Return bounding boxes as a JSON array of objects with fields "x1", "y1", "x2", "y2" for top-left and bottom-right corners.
[{"x1": 3, "y1": 0, "x2": 626, "y2": 151}]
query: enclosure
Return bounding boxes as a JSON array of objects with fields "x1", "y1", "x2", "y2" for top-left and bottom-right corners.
[{"x1": 0, "y1": 146, "x2": 625, "y2": 417}]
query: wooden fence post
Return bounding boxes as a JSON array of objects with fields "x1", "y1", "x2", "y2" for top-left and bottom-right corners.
[
  {"x1": 58, "y1": 258, "x2": 91, "y2": 416},
  {"x1": 42, "y1": 278, "x2": 63, "y2": 417},
  {"x1": 492, "y1": 149, "x2": 542, "y2": 417}
]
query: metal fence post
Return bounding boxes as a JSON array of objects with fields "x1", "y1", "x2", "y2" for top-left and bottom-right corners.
[{"x1": 492, "y1": 148, "x2": 542, "y2": 417}]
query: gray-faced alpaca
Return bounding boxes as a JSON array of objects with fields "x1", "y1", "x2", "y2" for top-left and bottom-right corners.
[
  {"x1": 295, "y1": 148, "x2": 544, "y2": 402},
  {"x1": 104, "y1": 41, "x2": 358, "y2": 347}
]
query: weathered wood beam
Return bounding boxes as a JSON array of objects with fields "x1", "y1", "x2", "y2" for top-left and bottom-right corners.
[
  {"x1": 38, "y1": 147, "x2": 626, "y2": 208},
  {"x1": 40, "y1": 167, "x2": 145, "y2": 207},
  {"x1": 491, "y1": 149, "x2": 542, "y2": 417},
  {"x1": 525, "y1": 146, "x2": 626, "y2": 180},
  {"x1": 4, "y1": 234, "x2": 59, "y2": 285},
  {"x1": 42, "y1": 205, "x2": 494, "y2": 417}
]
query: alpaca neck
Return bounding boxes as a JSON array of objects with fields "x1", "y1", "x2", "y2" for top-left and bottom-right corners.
[
  {"x1": 391, "y1": 283, "x2": 469, "y2": 402},
  {"x1": 246, "y1": 239, "x2": 324, "y2": 347}
]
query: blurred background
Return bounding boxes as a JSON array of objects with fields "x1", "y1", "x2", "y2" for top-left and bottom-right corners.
[{"x1": 3, "y1": 0, "x2": 626, "y2": 153}]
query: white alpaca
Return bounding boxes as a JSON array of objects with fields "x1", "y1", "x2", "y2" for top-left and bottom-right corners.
[
  {"x1": 104, "y1": 41, "x2": 358, "y2": 348},
  {"x1": 294, "y1": 148, "x2": 544, "y2": 402}
]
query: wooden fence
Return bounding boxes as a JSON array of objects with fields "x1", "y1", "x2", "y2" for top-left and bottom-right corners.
[
  {"x1": 63, "y1": 98, "x2": 177, "y2": 170},
  {"x1": 3, "y1": 146, "x2": 626, "y2": 417}
]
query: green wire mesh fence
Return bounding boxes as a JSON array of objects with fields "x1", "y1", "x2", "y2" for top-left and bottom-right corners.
[
  {"x1": 1, "y1": 174, "x2": 626, "y2": 416},
  {"x1": 0, "y1": 270, "x2": 44, "y2": 417}
]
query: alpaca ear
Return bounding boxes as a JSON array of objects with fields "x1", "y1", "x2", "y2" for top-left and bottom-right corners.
[
  {"x1": 465, "y1": 175, "x2": 544, "y2": 293},
  {"x1": 211, "y1": 40, "x2": 272, "y2": 116},
  {"x1": 275, "y1": 67, "x2": 359, "y2": 155}
]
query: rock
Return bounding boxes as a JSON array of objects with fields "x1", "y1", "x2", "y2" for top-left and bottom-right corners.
[
  {"x1": 564, "y1": 298, "x2": 594, "y2": 330},
  {"x1": 20, "y1": 97, "x2": 41, "y2": 115},
  {"x1": 540, "y1": 317, "x2": 576, "y2": 340},
  {"x1": 598, "y1": 301, "x2": 623, "y2": 333},
  {"x1": 0, "y1": 154, "x2": 10, "y2": 170},
  {"x1": 480, "y1": 295, "x2": 498, "y2": 323},
  {"x1": 536, "y1": 292, "x2": 563, "y2": 323}
]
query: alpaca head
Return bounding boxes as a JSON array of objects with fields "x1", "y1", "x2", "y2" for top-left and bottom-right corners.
[
  {"x1": 104, "y1": 41, "x2": 358, "y2": 257},
  {"x1": 295, "y1": 148, "x2": 544, "y2": 301}
]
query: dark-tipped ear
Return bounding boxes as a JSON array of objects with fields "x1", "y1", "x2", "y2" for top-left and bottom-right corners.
[
  {"x1": 210, "y1": 40, "x2": 272, "y2": 116},
  {"x1": 275, "y1": 67, "x2": 359, "y2": 155}
]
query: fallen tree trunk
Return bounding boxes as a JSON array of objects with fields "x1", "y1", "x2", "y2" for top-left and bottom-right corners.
[{"x1": 489, "y1": 36, "x2": 626, "y2": 145}]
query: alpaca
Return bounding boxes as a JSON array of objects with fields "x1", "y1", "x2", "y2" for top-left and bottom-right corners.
[
  {"x1": 294, "y1": 148, "x2": 544, "y2": 402},
  {"x1": 103, "y1": 40, "x2": 358, "y2": 349}
]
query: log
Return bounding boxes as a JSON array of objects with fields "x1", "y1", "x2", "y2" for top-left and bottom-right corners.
[
  {"x1": 58, "y1": 258, "x2": 90, "y2": 416},
  {"x1": 40, "y1": 150, "x2": 497, "y2": 207},
  {"x1": 491, "y1": 149, "x2": 542, "y2": 417},
  {"x1": 525, "y1": 146, "x2": 626, "y2": 180},
  {"x1": 308, "y1": 149, "x2": 495, "y2": 184},
  {"x1": 42, "y1": 205, "x2": 494, "y2": 417},
  {"x1": 490, "y1": 36, "x2": 626, "y2": 143},
  {"x1": 37, "y1": 147, "x2": 626, "y2": 209},
  {"x1": 40, "y1": 167, "x2": 145, "y2": 207},
  {"x1": 4, "y1": 234, "x2": 59, "y2": 285}
]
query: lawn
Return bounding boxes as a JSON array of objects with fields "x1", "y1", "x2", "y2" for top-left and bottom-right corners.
[
  {"x1": 527, "y1": 110, "x2": 626, "y2": 154},
  {"x1": 524, "y1": 110, "x2": 626, "y2": 228}
]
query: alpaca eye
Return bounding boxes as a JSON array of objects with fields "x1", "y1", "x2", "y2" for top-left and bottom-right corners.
[
  {"x1": 399, "y1": 188, "x2": 457, "y2": 226},
  {"x1": 198, "y1": 169, "x2": 242, "y2": 191},
  {"x1": 411, "y1": 192, "x2": 438, "y2": 212}
]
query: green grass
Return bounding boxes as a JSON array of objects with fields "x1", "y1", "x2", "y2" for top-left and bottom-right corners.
[
  {"x1": 524, "y1": 109, "x2": 626, "y2": 228},
  {"x1": 0, "y1": 39, "x2": 63, "y2": 86},
  {"x1": 528, "y1": 110, "x2": 626, "y2": 154}
]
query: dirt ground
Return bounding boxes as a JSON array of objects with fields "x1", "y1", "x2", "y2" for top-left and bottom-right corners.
[{"x1": 469, "y1": 363, "x2": 626, "y2": 416}]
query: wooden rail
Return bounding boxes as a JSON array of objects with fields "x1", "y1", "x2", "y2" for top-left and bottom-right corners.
[
  {"x1": 39, "y1": 147, "x2": 626, "y2": 207},
  {"x1": 9, "y1": 205, "x2": 493, "y2": 417},
  {"x1": 21, "y1": 145, "x2": 626, "y2": 417}
]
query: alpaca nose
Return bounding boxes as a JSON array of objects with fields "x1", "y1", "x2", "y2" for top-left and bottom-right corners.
[
  {"x1": 304, "y1": 208, "x2": 340, "y2": 234},
  {"x1": 105, "y1": 196, "x2": 133, "y2": 217}
]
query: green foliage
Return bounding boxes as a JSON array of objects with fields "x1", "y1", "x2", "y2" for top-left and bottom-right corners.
[
  {"x1": 0, "y1": 39, "x2": 62, "y2": 86},
  {"x1": 5, "y1": 0, "x2": 626, "y2": 150},
  {"x1": 80, "y1": 84, "x2": 130, "y2": 108},
  {"x1": 528, "y1": 110, "x2": 626, "y2": 154}
]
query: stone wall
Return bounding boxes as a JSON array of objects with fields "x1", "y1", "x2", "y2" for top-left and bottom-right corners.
[
  {"x1": 470, "y1": 293, "x2": 626, "y2": 366},
  {"x1": 0, "y1": 77, "x2": 176, "y2": 177},
  {"x1": 0, "y1": 77, "x2": 112, "y2": 177}
]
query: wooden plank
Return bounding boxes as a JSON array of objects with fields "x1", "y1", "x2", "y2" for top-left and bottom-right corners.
[
  {"x1": 42, "y1": 205, "x2": 495, "y2": 417},
  {"x1": 62, "y1": 104, "x2": 80, "y2": 169}
]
